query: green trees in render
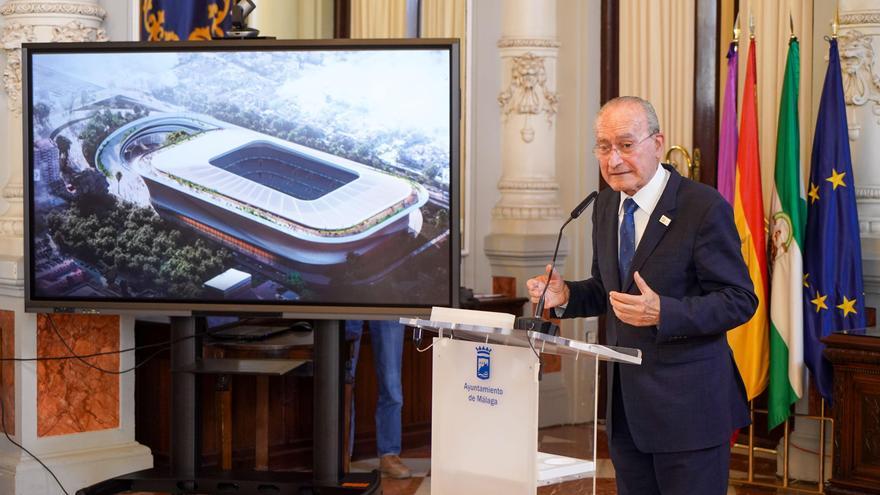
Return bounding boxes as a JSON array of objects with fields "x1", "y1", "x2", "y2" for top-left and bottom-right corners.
[{"x1": 46, "y1": 200, "x2": 228, "y2": 297}]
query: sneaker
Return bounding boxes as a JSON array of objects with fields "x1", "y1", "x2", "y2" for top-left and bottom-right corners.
[{"x1": 379, "y1": 454, "x2": 412, "y2": 479}]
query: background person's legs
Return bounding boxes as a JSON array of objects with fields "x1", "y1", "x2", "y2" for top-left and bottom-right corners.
[{"x1": 370, "y1": 320, "x2": 409, "y2": 478}]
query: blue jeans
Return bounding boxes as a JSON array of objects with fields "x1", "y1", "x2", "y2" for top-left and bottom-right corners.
[{"x1": 345, "y1": 320, "x2": 404, "y2": 457}]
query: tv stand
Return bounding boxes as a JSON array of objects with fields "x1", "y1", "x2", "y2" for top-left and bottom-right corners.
[{"x1": 76, "y1": 317, "x2": 379, "y2": 495}]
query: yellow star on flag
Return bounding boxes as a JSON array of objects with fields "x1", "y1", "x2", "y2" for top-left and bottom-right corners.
[
  {"x1": 803, "y1": 273, "x2": 810, "y2": 288},
  {"x1": 808, "y1": 183, "x2": 820, "y2": 204},
  {"x1": 826, "y1": 169, "x2": 847, "y2": 190},
  {"x1": 837, "y1": 296, "x2": 858, "y2": 318},
  {"x1": 811, "y1": 292, "x2": 828, "y2": 313}
]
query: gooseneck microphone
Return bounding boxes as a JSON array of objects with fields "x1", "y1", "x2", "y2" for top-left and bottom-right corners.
[
  {"x1": 569, "y1": 190, "x2": 600, "y2": 221},
  {"x1": 515, "y1": 191, "x2": 598, "y2": 335},
  {"x1": 535, "y1": 191, "x2": 599, "y2": 317}
]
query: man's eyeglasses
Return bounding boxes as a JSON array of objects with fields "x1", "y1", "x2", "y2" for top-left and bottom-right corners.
[{"x1": 593, "y1": 132, "x2": 657, "y2": 157}]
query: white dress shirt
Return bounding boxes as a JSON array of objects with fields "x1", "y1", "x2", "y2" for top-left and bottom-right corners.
[
  {"x1": 618, "y1": 164, "x2": 670, "y2": 251},
  {"x1": 554, "y1": 164, "x2": 671, "y2": 316}
]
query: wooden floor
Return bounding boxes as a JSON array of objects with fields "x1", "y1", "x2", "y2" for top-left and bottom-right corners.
[
  {"x1": 124, "y1": 424, "x2": 824, "y2": 495},
  {"x1": 358, "y1": 426, "x2": 823, "y2": 495}
]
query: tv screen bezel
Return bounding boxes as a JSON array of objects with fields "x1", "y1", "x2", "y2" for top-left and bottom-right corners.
[{"x1": 22, "y1": 38, "x2": 460, "y2": 318}]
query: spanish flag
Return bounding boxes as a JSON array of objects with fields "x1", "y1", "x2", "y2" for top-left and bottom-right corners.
[{"x1": 730, "y1": 37, "x2": 769, "y2": 401}]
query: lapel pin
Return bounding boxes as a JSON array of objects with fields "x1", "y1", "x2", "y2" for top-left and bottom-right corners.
[{"x1": 659, "y1": 215, "x2": 671, "y2": 226}]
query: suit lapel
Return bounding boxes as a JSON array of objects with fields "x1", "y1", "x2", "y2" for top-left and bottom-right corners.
[
  {"x1": 623, "y1": 165, "x2": 681, "y2": 292},
  {"x1": 602, "y1": 192, "x2": 621, "y2": 292}
]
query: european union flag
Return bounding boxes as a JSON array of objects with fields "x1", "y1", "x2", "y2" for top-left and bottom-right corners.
[
  {"x1": 141, "y1": 0, "x2": 232, "y2": 41},
  {"x1": 802, "y1": 38, "x2": 866, "y2": 405}
]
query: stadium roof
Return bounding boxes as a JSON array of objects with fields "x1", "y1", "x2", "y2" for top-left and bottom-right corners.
[{"x1": 148, "y1": 128, "x2": 414, "y2": 231}]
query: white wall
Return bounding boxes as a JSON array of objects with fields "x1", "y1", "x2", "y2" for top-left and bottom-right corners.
[
  {"x1": 555, "y1": 0, "x2": 601, "y2": 299},
  {"x1": 461, "y1": 0, "x2": 503, "y2": 294},
  {"x1": 99, "y1": 0, "x2": 139, "y2": 41}
]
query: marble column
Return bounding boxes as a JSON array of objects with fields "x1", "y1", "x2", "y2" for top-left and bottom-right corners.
[
  {"x1": 838, "y1": 0, "x2": 880, "y2": 312},
  {"x1": 484, "y1": 0, "x2": 565, "y2": 297},
  {"x1": 0, "y1": 1, "x2": 151, "y2": 493},
  {"x1": 483, "y1": 0, "x2": 575, "y2": 428}
]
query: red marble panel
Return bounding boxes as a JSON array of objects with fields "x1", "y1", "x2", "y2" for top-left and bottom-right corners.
[
  {"x1": 37, "y1": 313, "x2": 120, "y2": 436},
  {"x1": 542, "y1": 353, "x2": 562, "y2": 373},
  {"x1": 492, "y1": 276, "x2": 517, "y2": 298},
  {"x1": 0, "y1": 310, "x2": 14, "y2": 432}
]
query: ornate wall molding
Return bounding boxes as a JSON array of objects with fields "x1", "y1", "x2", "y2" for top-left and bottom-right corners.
[
  {"x1": 498, "y1": 52, "x2": 559, "y2": 143},
  {"x1": 840, "y1": 13, "x2": 880, "y2": 26},
  {"x1": 0, "y1": 218, "x2": 23, "y2": 237},
  {"x1": 497, "y1": 179, "x2": 559, "y2": 191},
  {"x1": 839, "y1": 30, "x2": 880, "y2": 108},
  {"x1": 0, "y1": 1, "x2": 106, "y2": 18},
  {"x1": 491, "y1": 205, "x2": 563, "y2": 220},
  {"x1": 0, "y1": 21, "x2": 36, "y2": 115},
  {"x1": 1, "y1": 2, "x2": 107, "y2": 113},
  {"x1": 497, "y1": 38, "x2": 560, "y2": 49},
  {"x1": 51, "y1": 20, "x2": 107, "y2": 42},
  {"x1": 0, "y1": 280, "x2": 25, "y2": 297},
  {"x1": 856, "y1": 186, "x2": 880, "y2": 200},
  {"x1": 3, "y1": 183, "x2": 23, "y2": 200}
]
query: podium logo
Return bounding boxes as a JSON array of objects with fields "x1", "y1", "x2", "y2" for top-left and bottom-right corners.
[{"x1": 476, "y1": 346, "x2": 492, "y2": 380}]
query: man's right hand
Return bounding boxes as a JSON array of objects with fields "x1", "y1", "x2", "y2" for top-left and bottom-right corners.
[{"x1": 525, "y1": 264, "x2": 569, "y2": 309}]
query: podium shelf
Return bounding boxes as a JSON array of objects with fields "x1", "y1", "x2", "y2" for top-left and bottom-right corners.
[
  {"x1": 536, "y1": 451, "x2": 595, "y2": 486},
  {"x1": 400, "y1": 318, "x2": 642, "y2": 365},
  {"x1": 176, "y1": 358, "x2": 308, "y2": 375}
]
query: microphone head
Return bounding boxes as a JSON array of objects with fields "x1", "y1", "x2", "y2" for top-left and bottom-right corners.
[{"x1": 570, "y1": 191, "x2": 598, "y2": 219}]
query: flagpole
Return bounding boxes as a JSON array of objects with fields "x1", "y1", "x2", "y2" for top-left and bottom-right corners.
[
  {"x1": 717, "y1": 12, "x2": 740, "y2": 205},
  {"x1": 749, "y1": 9, "x2": 755, "y2": 40},
  {"x1": 733, "y1": 12, "x2": 740, "y2": 47},
  {"x1": 832, "y1": 8, "x2": 839, "y2": 39}
]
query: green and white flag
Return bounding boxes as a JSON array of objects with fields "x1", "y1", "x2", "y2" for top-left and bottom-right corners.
[{"x1": 768, "y1": 38, "x2": 806, "y2": 430}]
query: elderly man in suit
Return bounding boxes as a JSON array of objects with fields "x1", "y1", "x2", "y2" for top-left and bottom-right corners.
[{"x1": 526, "y1": 96, "x2": 757, "y2": 495}]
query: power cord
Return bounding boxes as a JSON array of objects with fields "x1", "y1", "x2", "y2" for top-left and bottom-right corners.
[
  {"x1": 43, "y1": 314, "x2": 186, "y2": 374},
  {"x1": 0, "y1": 315, "x2": 204, "y2": 494},
  {"x1": 525, "y1": 333, "x2": 544, "y2": 381},
  {"x1": 0, "y1": 317, "x2": 203, "y2": 369}
]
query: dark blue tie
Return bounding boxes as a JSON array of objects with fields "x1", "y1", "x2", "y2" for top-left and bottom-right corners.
[{"x1": 619, "y1": 198, "x2": 638, "y2": 282}]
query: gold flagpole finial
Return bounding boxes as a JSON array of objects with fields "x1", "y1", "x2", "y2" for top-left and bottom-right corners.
[
  {"x1": 733, "y1": 12, "x2": 741, "y2": 43},
  {"x1": 832, "y1": 8, "x2": 839, "y2": 39},
  {"x1": 749, "y1": 9, "x2": 755, "y2": 39},
  {"x1": 790, "y1": 12, "x2": 796, "y2": 40}
]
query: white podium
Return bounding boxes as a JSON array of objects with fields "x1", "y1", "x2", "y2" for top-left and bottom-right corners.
[{"x1": 402, "y1": 312, "x2": 642, "y2": 495}]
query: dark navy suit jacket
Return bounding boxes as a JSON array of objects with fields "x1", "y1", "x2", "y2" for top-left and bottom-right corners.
[{"x1": 562, "y1": 164, "x2": 756, "y2": 453}]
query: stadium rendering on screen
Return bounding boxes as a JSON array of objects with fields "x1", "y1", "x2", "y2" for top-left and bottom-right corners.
[{"x1": 24, "y1": 41, "x2": 459, "y2": 314}]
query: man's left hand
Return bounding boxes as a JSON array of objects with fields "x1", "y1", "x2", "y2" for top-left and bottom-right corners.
[{"x1": 608, "y1": 271, "x2": 661, "y2": 327}]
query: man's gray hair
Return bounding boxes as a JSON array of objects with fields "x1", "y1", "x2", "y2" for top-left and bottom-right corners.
[{"x1": 595, "y1": 96, "x2": 661, "y2": 135}]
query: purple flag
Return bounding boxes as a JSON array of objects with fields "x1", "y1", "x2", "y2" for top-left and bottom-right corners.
[{"x1": 717, "y1": 41, "x2": 739, "y2": 204}]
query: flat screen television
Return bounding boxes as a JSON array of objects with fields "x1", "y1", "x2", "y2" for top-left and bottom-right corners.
[{"x1": 23, "y1": 39, "x2": 460, "y2": 318}]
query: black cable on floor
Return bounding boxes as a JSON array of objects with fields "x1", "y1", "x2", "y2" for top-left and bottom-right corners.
[{"x1": 0, "y1": 325, "x2": 70, "y2": 495}]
